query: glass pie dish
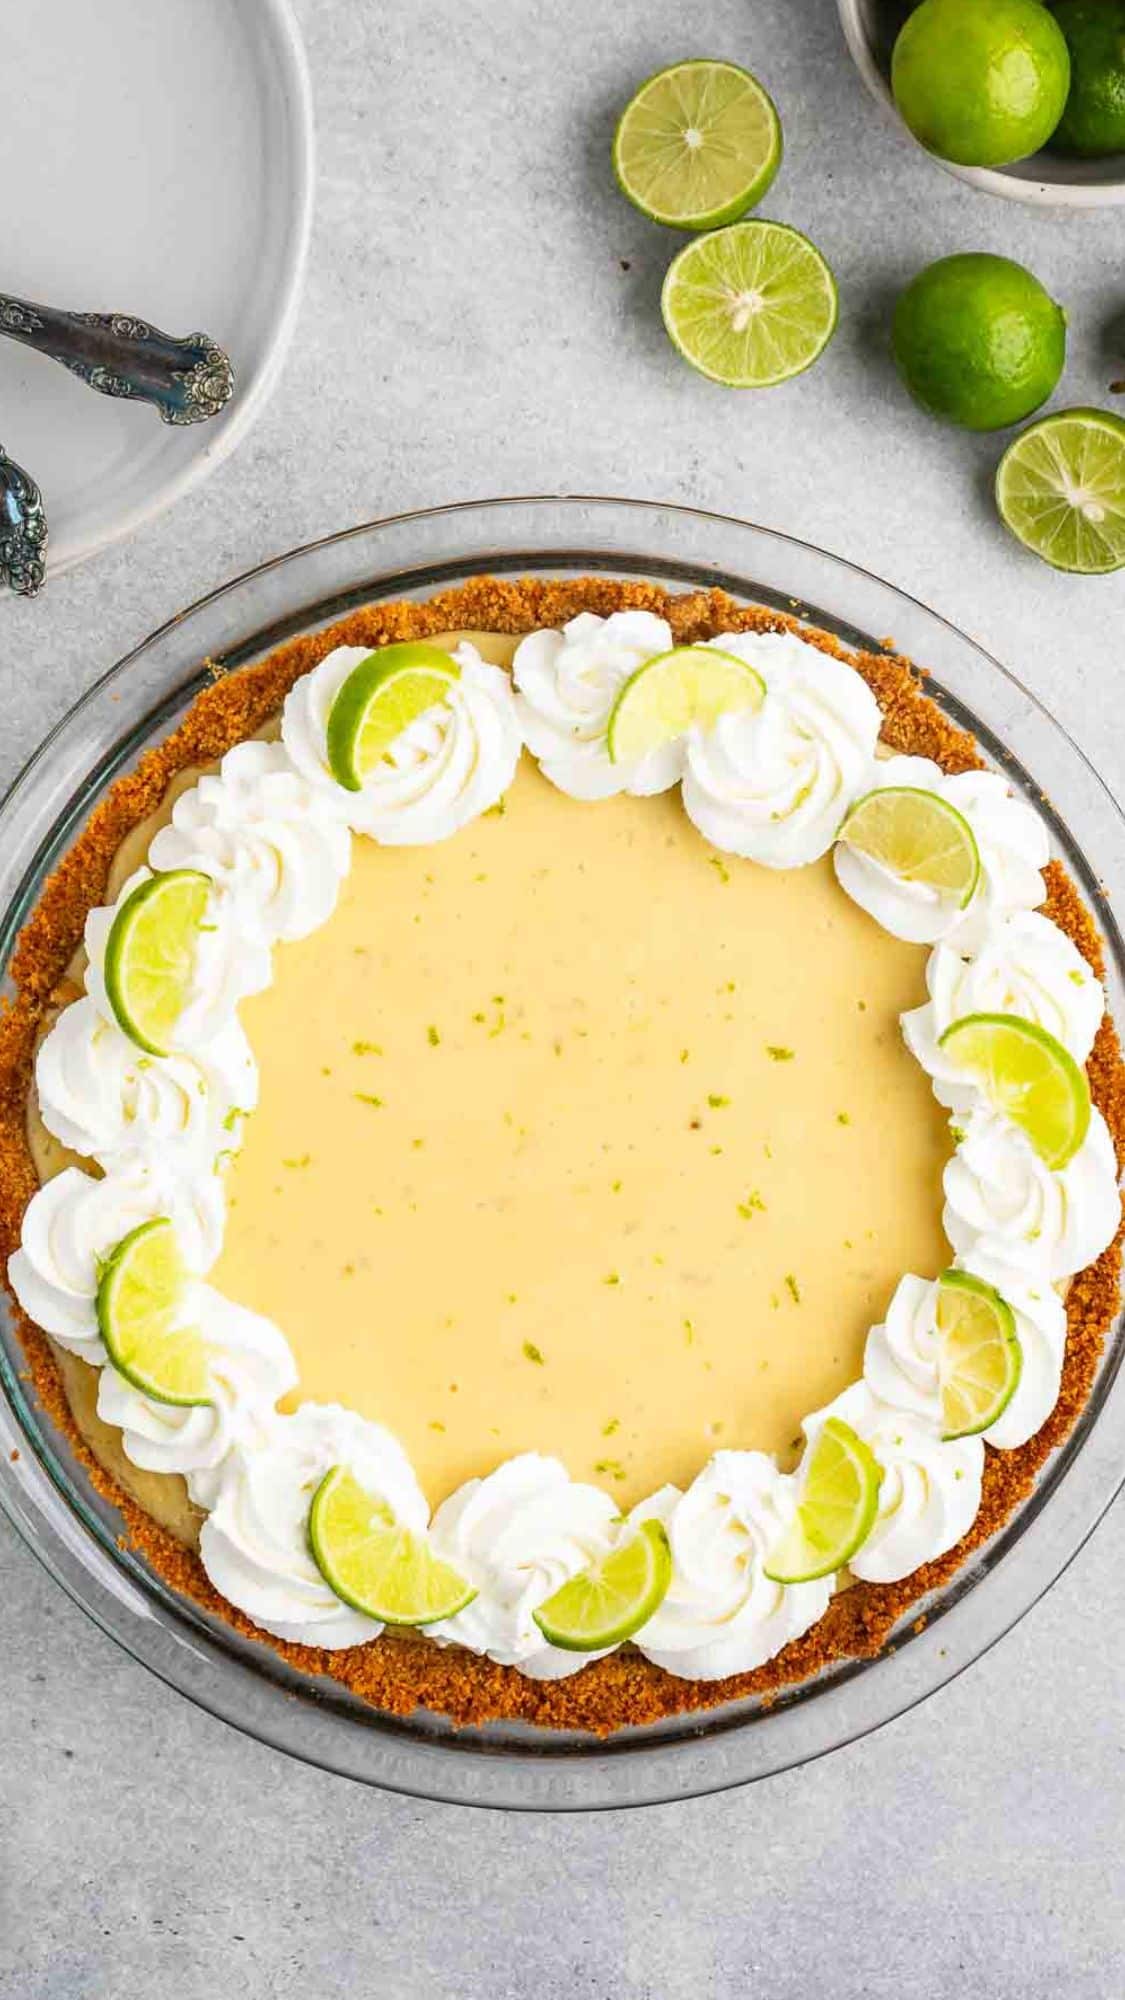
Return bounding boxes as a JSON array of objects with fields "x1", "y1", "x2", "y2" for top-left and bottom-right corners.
[{"x1": 1, "y1": 496, "x2": 1123, "y2": 1811}]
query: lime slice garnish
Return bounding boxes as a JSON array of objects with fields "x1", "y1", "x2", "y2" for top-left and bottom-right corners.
[
  {"x1": 764, "y1": 1417, "x2": 882, "y2": 1584},
  {"x1": 606, "y1": 645, "x2": 765, "y2": 764},
  {"x1": 102, "y1": 869, "x2": 212, "y2": 1057},
  {"x1": 935, "y1": 1269, "x2": 1022, "y2": 1440},
  {"x1": 532, "y1": 1519, "x2": 672, "y2": 1652},
  {"x1": 996, "y1": 408, "x2": 1125, "y2": 574},
  {"x1": 938, "y1": 1013, "x2": 1091, "y2": 1169},
  {"x1": 612, "y1": 60, "x2": 782, "y2": 230},
  {"x1": 325, "y1": 644, "x2": 461, "y2": 792},
  {"x1": 660, "y1": 221, "x2": 838, "y2": 388},
  {"x1": 96, "y1": 1218, "x2": 212, "y2": 1407},
  {"x1": 308, "y1": 1465, "x2": 475, "y2": 1626},
  {"x1": 839, "y1": 786, "x2": 980, "y2": 907}
]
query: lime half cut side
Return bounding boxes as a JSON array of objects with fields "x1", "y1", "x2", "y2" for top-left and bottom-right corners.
[
  {"x1": 308, "y1": 1466, "x2": 476, "y2": 1626},
  {"x1": 938, "y1": 1013, "x2": 1091, "y2": 1169},
  {"x1": 996, "y1": 409, "x2": 1125, "y2": 574},
  {"x1": 326, "y1": 644, "x2": 462, "y2": 792},
  {"x1": 660, "y1": 221, "x2": 838, "y2": 388},
  {"x1": 533, "y1": 1519, "x2": 673, "y2": 1651},
  {"x1": 764, "y1": 1417, "x2": 882, "y2": 1584},
  {"x1": 96, "y1": 1218, "x2": 212, "y2": 1407},
  {"x1": 103, "y1": 868, "x2": 212, "y2": 1057},
  {"x1": 839, "y1": 786, "x2": 980, "y2": 907},
  {"x1": 607, "y1": 644, "x2": 765, "y2": 764},
  {"x1": 613, "y1": 60, "x2": 782, "y2": 230},
  {"x1": 936, "y1": 1269, "x2": 1022, "y2": 1439}
]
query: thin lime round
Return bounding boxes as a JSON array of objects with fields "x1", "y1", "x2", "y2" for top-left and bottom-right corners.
[
  {"x1": 660, "y1": 221, "x2": 838, "y2": 389},
  {"x1": 936, "y1": 1269, "x2": 1022, "y2": 1439},
  {"x1": 309, "y1": 1466, "x2": 476, "y2": 1626},
  {"x1": 1049, "y1": 0, "x2": 1125, "y2": 157},
  {"x1": 96, "y1": 1218, "x2": 211, "y2": 1407},
  {"x1": 938, "y1": 1012, "x2": 1091, "y2": 1168},
  {"x1": 612, "y1": 60, "x2": 782, "y2": 230},
  {"x1": 764, "y1": 1417, "x2": 883, "y2": 1585},
  {"x1": 103, "y1": 868, "x2": 212, "y2": 1057},
  {"x1": 840, "y1": 786, "x2": 980, "y2": 906},
  {"x1": 996, "y1": 407, "x2": 1125, "y2": 573},
  {"x1": 892, "y1": 254, "x2": 1066, "y2": 433},
  {"x1": 607, "y1": 644, "x2": 764, "y2": 764},
  {"x1": 533, "y1": 1519, "x2": 672, "y2": 1652},
  {"x1": 326, "y1": 644, "x2": 460, "y2": 792},
  {"x1": 891, "y1": 0, "x2": 1071, "y2": 167}
]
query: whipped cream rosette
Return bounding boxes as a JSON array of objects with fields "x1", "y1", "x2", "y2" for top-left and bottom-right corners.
[
  {"x1": 943, "y1": 1103, "x2": 1120, "y2": 1283},
  {"x1": 681, "y1": 631, "x2": 881, "y2": 866},
  {"x1": 85, "y1": 867, "x2": 271, "y2": 1055},
  {"x1": 631, "y1": 1452, "x2": 833, "y2": 1680},
  {"x1": 513, "y1": 610, "x2": 679, "y2": 799},
  {"x1": 281, "y1": 642, "x2": 521, "y2": 842},
  {"x1": 149, "y1": 740, "x2": 352, "y2": 945},
  {"x1": 429, "y1": 1454, "x2": 620, "y2": 1679},
  {"x1": 805, "y1": 1382, "x2": 983, "y2": 1585}
]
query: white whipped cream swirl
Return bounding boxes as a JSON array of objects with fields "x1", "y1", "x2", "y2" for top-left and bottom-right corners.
[
  {"x1": 429, "y1": 1454, "x2": 619, "y2": 1679},
  {"x1": 513, "y1": 610, "x2": 680, "y2": 799},
  {"x1": 864, "y1": 1259, "x2": 1068, "y2": 1452},
  {"x1": 7, "y1": 1162, "x2": 225, "y2": 1364},
  {"x1": 200, "y1": 1402, "x2": 428, "y2": 1648},
  {"x1": 36, "y1": 997, "x2": 257, "y2": 1179},
  {"x1": 943, "y1": 1104, "x2": 1120, "y2": 1282},
  {"x1": 149, "y1": 741, "x2": 352, "y2": 944},
  {"x1": 85, "y1": 868, "x2": 270, "y2": 1056},
  {"x1": 682, "y1": 632, "x2": 881, "y2": 867},
  {"x1": 834, "y1": 756, "x2": 1049, "y2": 947},
  {"x1": 631, "y1": 1452, "x2": 832, "y2": 1681},
  {"x1": 281, "y1": 642, "x2": 521, "y2": 843},
  {"x1": 903, "y1": 910, "x2": 1103, "y2": 1109},
  {"x1": 809, "y1": 1383, "x2": 983, "y2": 1584},
  {"x1": 97, "y1": 1286, "x2": 297, "y2": 1508}
]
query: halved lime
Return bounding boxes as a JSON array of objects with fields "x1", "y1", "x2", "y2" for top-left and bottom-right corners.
[
  {"x1": 607, "y1": 644, "x2": 765, "y2": 764},
  {"x1": 839, "y1": 786, "x2": 980, "y2": 906},
  {"x1": 612, "y1": 60, "x2": 782, "y2": 230},
  {"x1": 103, "y1": 869, "x2": 212, "y2": 1057},
  {"x1": 936, "y1": 1269, "x2": 1022, "y2": 1439},
  {"x1": 325, "y1": 644, "x2": 461, "y2": 792},
  {"x1": 533, "y1": 1519, "x2": 672, "y2": 1651},
  {"x1": 996, "y1": 409, "x2": 1125, "y2": 574},
  {"x1": 96, "y1": 1217, "x2": 212, "y2": 1407},
  {"x1": 764, "y1": 1417, "x2": 882, "y2": 1584},
  {"x1": 308, "y1": 1466, "x2": 475, "y2": 1626},
  {"x1": 660, "y1": 221, "x2": 838, "y2": 388},
  {"x1": 938, "y1": 1013, "x2": 1091, "y2": 1168}
]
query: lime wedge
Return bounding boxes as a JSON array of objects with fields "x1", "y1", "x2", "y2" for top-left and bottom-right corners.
[
  {"x1": 938, "y1": 1013, "x2": 1091, "y2": 1169},
  {"x1": 606, "y1": 645, "x2": 765, "y2": 764},
  {"x1": 533, "y1": 1519, "x2": 672, "y2": 1652},
  {"x1": 660, "y1": 221, "x2": 838, "y2": 388},
  {"x1": 308, "y1": 1466, "x2": 475, "y2": 1626},
  {"x1": 96, "y1": 1218, "x2": 212, "y2": 1407},
  {"x1": 936, "y1": 1269, "x2": 1022, "y2": 1440},
  {"x1": 764, "y1": 1417, "x2": 882, "y2": 1584},
  {"x1": 996, "y1": 408, "x2": 1125, "y2": 574},
  {"x1": 613, "y1": 60, "x2": 782, "y2": 230},
  {"x1": 103, "y1": 869, "x2": 212, "y2": 1057},
  {"x1": 839, "y1": 786, "x2": 980, "y2": 906},
  {"x1": 326, "y1": 644, "x2": 461, "y2": 792}
]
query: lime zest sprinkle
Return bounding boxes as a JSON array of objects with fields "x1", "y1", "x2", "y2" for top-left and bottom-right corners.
[
  {"x1": 594, "y1": 1457, "x2": 627, "y2": 1481},
  {"x1": 523, "y1": 1341, "x2": 546, "y2": 1365},
  {"x1": 837, "y1": 1111, "x2": 851, "y2": 1126},
  {"x1": 708, "y1": 855, "x2": 731, "y2": 884},
  {"x1": 426, "y1": 1024, "x2": 440, "y2": 1046},
  {"x1": 737, "y1": 1190, "x2": 766, "y2": 1219},
  {"x1": 707, "y1": 1093, "x2": 730, "y2": 1108},
  {"x1": 352, "y1": 1039, "x2": 382, "y2": 1056},
  {"x1": 766, "y1": 1045, "x2": 795, "y2": 1062},
  {"x1": 602, "y1": 1418, "x2": 621, "y2": 1437},
  {"x1": 603, "y1": 1271, "x2": 621, "y2": 1287},
  {"x1": 785, "y1": 1273, "x2": 801, "y2": 1304},
  {"x1": 354, "y1": 1092, "x2": 384, "y2": 1108},
  {"x1": 281, "y1": 1154, "x2": 312, "y2": 1169}
]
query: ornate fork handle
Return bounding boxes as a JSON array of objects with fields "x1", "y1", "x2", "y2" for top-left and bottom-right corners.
[
  {"x1": 0, "y1": 444, "x2": 47, "y2": 597},
  {"x1": 0, "y1": 295, "x2": 234, "y2": 426}
]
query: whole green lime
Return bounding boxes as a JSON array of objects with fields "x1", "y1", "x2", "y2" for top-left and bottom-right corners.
[
  {"x1": 892, "y1": 254, "x2": 1066, "y2": 431},
  {"x1": 892, "y1": 0, "x2": 1071, "y2": 167},
  {"x1": 1049, "y1": 0, "x2": 1125, "y2": 156}
]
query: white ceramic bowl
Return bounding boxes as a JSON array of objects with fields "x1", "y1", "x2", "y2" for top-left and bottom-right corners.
[{"x1": 837, "y1": 0, "x2": 1125, "y2": 207}]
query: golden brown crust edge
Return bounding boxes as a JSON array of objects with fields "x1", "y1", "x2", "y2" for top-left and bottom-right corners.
[{"x1": 1, "y1": 575, "x2": 1122, "y2": 1737}]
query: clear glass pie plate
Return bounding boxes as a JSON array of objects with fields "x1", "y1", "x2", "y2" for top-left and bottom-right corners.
[{"x1": 1, "y1": 498, "x2": 1123, "y2": 1811}]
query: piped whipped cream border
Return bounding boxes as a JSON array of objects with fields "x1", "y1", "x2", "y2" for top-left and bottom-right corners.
[{"x1": 10, "y1": 617, "x2": 1122, "y2": 1684}]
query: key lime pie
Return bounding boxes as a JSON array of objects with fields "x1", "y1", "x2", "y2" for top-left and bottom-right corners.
[{"x1": 1, "y1": 578, "x2": 1121, "y2": 1732}]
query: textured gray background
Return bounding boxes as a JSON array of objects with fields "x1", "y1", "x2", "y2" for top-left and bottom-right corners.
[{"x1": 3, "y1": 0, "x2": 1125, "y2": 1992}]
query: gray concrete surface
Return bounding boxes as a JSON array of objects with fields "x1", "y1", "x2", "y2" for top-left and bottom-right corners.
[{"x1": 3, "y1": 0, "x2": 1125, "y2": 1992}]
